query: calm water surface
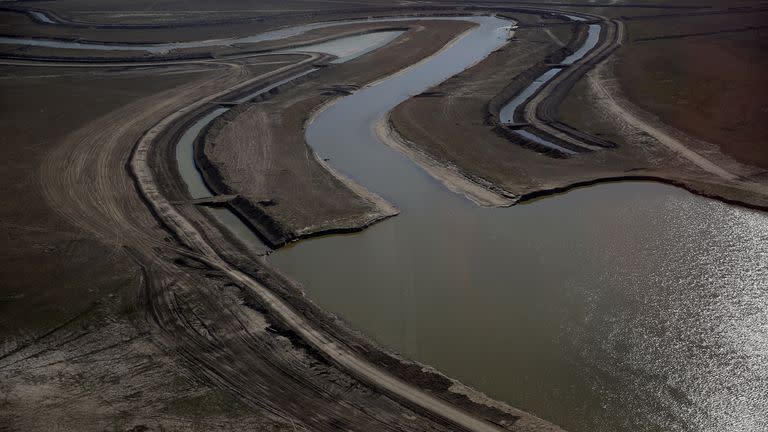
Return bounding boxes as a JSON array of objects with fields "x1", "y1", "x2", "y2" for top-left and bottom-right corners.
[{"x1": 265, "y1": 15, "x2": 768, "y2": 432}]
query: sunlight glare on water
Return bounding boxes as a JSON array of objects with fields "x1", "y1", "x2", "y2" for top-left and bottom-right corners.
[{"x1": 573, "y1": 189, "x2": 768, "y2": 432}]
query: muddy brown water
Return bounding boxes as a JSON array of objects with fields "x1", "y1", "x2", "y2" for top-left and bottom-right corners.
[{"x1": 263, "y1": 15, "x2": 768, "y2": 432}]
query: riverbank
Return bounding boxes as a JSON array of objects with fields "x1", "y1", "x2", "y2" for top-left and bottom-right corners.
[
  {"x1": 388, "y1": 15, "x2": 768, "y2": 211},
  {"x1": 261, "y1": 10, "x2": 768, "y2": 432},
  {"x1": 0, "y1": 27, "x2": 544, "y2": 430},
  {"x1": 142, "y1": 16, "x2": 565, "y2": 432}
]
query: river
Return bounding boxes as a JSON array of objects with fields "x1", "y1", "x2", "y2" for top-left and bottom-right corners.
[{"x1": 263, "y1": 15, "x2": 768, "y2": 432}]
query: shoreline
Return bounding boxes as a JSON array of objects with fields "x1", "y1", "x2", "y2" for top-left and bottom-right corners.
[
  {"x1": 387, "y1": 13, "x2": 768, "y2": 213},
  {"x1": 192, "y1": 19, "x2": 479, "y2": 246}
]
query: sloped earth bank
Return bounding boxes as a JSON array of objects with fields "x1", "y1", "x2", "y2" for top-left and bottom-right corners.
[
  {"x1": 265, "y1": 11, "x2": 768, "y2": 432},
  {"x1": 4, "y1": 6, "x2": 767, "y2": 432}
]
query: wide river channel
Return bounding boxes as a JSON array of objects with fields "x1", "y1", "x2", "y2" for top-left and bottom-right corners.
[
  {"x1": 158, "y1": 14, "x2": 768, "y2": 432},
  {"x1": 263, "y1": 16, "x2": 768, "y2": 432}
]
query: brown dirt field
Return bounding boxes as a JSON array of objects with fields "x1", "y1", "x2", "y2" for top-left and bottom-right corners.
[
  {"x1": 616, "y1": 15, "x2": 768, "y2": 169},
  {"x1": 202, "y1": 20, "x2": 475, "y2": 243},
  {"x1": 1, "y1": 58, "x2": 457, "y2": 430},
  {"x1": 22, "y1": 0, "x2": 398, "y2": 21},
  {"x1": 0, "y1": 21, "x2": 440, "y2": 62},
  {"x1": 5, "y1": 3, "x2": 763, "y2": 431},
  {"x1": 1, "y1": 4, "x2": 463, "y2": 45},
  {"x1": 0, "y1": 59, "x2": 401, "y2": 431}
]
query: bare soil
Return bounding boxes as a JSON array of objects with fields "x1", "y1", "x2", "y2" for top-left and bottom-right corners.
[
  {"x1": 6, "y1": 3, "x2": 766, "y2": 432},
  {"x1": 0, "y1": 59, "x2": 444, "y2": 432},
  {"x1": 615, "y1": 12, "x2": 768, "y2": 169}
]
